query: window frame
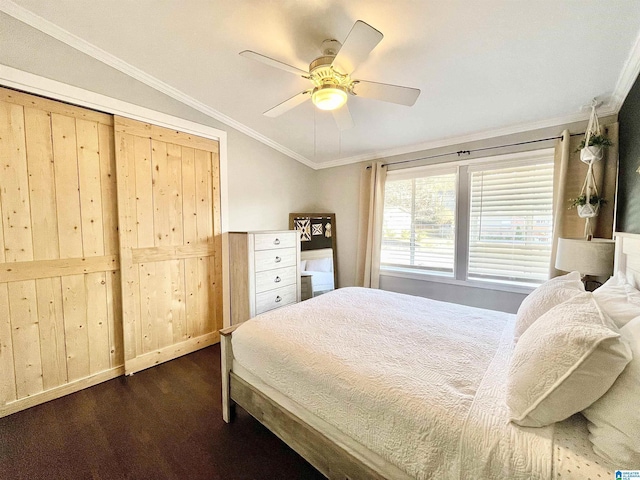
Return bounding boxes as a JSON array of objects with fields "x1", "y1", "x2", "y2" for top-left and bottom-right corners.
[
  {"x1": 379, "y1": 148, "x2": 555, "y2": 294},
  {"x1": 381, "y1": 165, "x2": 458, "y2": 277}
]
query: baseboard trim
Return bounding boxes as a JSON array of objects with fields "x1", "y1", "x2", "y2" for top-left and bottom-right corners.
[
  {"x1": 0, "y1": 332, "x2": 221, "y2": 417},
  {"x1": 125, "y1": 332, "x2": 219, "y2": 375},
  {"x1": 0, "y1": 366, "x2": 125, "y2": 418}
]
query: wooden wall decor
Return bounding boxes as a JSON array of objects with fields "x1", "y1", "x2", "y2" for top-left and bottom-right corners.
[
  {"x1": 0, "y1": 87, "x2": 123, "y2": 416},
  {"x1": 114, "y1": 116, "x2": 222, "y2": 375}
]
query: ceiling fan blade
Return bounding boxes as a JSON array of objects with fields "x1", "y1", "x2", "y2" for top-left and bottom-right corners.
[
  {"x1": 353, "y1": 80, "x2": 420, "y2": 106},
  {"x1": 332, "y1": 104, "x2": 355, "y2": 131},
  {"x1": 263, "y1": 90, "x2": 312, "y2": 117},
  {"x1": 240, "y1": 50, "x2": 308, "y2": 76},
  {"x1": 331, "y1": 20, "x2": 383, "y2": 75}
]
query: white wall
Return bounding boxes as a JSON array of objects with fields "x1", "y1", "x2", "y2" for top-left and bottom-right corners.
[{"x1": 314, "y1": 163, "x2": 362, "y2": 288}]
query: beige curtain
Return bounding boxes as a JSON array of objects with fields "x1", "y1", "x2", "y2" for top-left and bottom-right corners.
[
  {"x1": 355, "y1": 161, "x2": 387, "y2": 288},
  {"x1": 550, "y1": 124, "x2": 619, "y2": 277},
  {"x1": 550, "y1": 130, "x2": 571, "y2": 278}
]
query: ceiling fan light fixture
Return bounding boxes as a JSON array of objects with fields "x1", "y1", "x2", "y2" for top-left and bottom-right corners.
[{"x1": 312, "y1": 86, "x2": 348, "y2": 111}]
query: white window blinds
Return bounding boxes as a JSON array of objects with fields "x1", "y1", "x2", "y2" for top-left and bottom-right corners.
[
  {"x1": 381, "y1": 169, "x2": 457, "y2": 274},
  {"x1": 468, "y1": 160, "x2": 554, "y2": 285}
]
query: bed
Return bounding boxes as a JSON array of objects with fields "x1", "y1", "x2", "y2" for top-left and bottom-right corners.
[{"x1": 220, "y1": 233, "x2": 640, "y2": 479}]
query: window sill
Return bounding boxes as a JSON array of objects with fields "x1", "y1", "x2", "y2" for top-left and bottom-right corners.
[{"x1": 380, "y1": 267, "x2": 536, "y2": 295}]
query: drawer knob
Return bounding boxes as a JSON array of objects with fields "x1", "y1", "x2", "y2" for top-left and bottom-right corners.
[
  {"x1": 273, "y1": 238, "x2": 280, "y2": 245},
  {"x1": 274, "y1": 276, "x2": 281, "y2": 283},
  {"x1": 275, "y1": 256, "x2": 281, "y2": 263},
  {"x1": 275, "y1": 295, "x2": 282, "y2": 303}
]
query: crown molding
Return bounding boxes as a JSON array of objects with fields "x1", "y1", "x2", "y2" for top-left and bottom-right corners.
[
  {"x1": 314, "y1": 106, "x2": 619, "y2": 169},
  {"x1": 610, "y1": 27, "x2": 640, "y2": 112},
  {"x1": 0, "y1": 0, "x2": 317, "y2": 169}
]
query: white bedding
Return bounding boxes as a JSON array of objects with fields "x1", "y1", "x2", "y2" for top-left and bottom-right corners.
[{"x1": 231, "y1": 287, "x2": 615, "y2": 479}]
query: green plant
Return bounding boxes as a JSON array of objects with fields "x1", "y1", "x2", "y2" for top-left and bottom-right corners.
[
  {"x1": 576, "y1": 134, "x2": 614, "y2": 152},
  {"x1": 569, "y1": 194, "x2": 607, "y2": 209}
]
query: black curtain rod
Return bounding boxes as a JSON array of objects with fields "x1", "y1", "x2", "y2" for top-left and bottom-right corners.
[{"x1": 365, "y1": 131, "x2": 586, "y2": 169}]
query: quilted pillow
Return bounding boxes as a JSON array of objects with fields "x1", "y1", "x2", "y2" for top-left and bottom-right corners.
[
  {"x1": 582, "y1": 316, "x2": 640, "y2": 467},
  {"x1": 507, "y1": 292, "x2": 631, "y2": 427},
  {"x1": 593, "y1": 273, "x2": 640, "y2": 328},
  {"x1": 514, "y1": 271, "x2": 584, "y2": 342}
]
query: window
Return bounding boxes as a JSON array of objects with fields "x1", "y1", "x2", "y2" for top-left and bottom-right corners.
[
  {"x1": 468, "y1": 161, "x2": 554, "y2": 285},
  {"x1": 381, "y1": 168, "x2": 457, "y2": 275},
  {"x1": 380, "y1": 150, "x2": 555, "y2": 288}
]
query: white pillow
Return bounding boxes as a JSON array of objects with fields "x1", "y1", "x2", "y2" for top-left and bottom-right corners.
[
  {"x1": 507, "y1": 292, "x2": 631, "y2": 427},
  {"x1": 514, "y1": 271, "x2": 584, "y2": 342},
  {"x1": 582, "y1": 315, "x2": 640, "y2": 468},
  {"x1": 593, "y1": 273, "x2": 640, "y2": 328},
  {"x1": 300, "y1": 260, "x2": 307, "y2": 271},
  {"x1": 305, "y1": 257, "x2": 332, "y2": 272}
]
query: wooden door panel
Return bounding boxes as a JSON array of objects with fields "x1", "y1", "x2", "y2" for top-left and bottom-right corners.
[
  {"x1": 7, "y1": 280, "x2": 43, "y2": 398},
  {"x1": 24, "y1": 107, "x2": 59, "y2": 260},
  {"x1": 115, "y1": 116, "x2": 222, "y2": 374},
  {"x1": 51, "y1": 113, "x2": 84, "y2": 259},
  {"x1": 35, "y1": 276, "x2": 67, "y2": 390},
  {"x1": 0, "y1": 88, "x2": 123, "y2": 418}
]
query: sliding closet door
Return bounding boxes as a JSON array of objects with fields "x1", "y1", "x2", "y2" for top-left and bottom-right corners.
[
  {"x1": 114, "y1": 116, "x2": 222, "y2": 374},
  {"x1": 0, "y1": 88, "x2": 122, "y2": 417}
]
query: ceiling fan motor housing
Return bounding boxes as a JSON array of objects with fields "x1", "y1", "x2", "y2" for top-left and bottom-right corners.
[
  {"x1": 309, "y1": 56, "x2": 353, "y2": 91},
  {"x1": 309, "y1": 55, "x2": 335, "y2": 73}
]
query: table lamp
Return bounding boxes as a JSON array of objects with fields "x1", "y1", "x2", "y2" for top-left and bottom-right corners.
[{"x1": 555, "y1": 238, "x2": 615, "y2": 290}]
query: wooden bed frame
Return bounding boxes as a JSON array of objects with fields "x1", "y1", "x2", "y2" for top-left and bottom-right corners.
[
  {"x1": 219, "y1": 324, "x2": 409, "y2": 479},
  {"x1": 220, "y1": 232, "x2": 640, "y2": 480}
]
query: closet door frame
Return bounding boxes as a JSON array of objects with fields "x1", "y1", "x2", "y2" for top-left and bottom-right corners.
[{"x1": 0, "y1": 69, "x2": 229, "y2": 415}]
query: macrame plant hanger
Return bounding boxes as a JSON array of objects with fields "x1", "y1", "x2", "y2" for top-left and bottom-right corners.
[{"x1": 578, "y1": 99, "x2": 602, "y2": 239}]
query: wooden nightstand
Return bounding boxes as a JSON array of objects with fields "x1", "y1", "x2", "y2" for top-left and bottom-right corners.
[{"x1": 300, "y1": 273, "x2": 313, "y2": 301}]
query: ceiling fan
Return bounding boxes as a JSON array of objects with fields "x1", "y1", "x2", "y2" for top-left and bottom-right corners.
[{"x1": 240, "y1": 20, "x2": 421, "y2": 131}]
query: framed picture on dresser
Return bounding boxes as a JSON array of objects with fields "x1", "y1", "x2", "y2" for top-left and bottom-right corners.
[{"x1": 289, "y1": 213, "x2": 338, "y2": 293}]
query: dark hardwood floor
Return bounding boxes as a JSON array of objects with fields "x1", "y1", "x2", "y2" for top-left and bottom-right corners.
[{"x1": 0, "y1": 345, "x2": 324, "y2": 480}]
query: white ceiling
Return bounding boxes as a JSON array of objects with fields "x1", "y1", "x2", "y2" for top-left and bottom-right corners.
[{"x1": 2, "y1": 0, "x2": 640, "y2": 168}]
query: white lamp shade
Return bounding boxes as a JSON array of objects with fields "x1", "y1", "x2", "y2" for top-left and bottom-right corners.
[{"x1": 555, "y1": 238, "x2": 615, "y2": 277}]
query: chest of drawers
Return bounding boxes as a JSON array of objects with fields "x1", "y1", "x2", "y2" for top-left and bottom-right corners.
[{"x1": 226, "y1": 231, "x2": 301, "y2": 325}]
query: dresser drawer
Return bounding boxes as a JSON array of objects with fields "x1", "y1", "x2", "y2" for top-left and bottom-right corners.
[
  {"x1": 254, "y1": 247, "x2": 297, "y2": 272},
  {"x1": 255, "y1": 284, "x2": 297, "y2": 314},
  {"x1": 253, "y1": 232, "x2": 297, "y2": 251},
  {"x1": 255, "y1": 266, "x2": 297, "y2": 293}
]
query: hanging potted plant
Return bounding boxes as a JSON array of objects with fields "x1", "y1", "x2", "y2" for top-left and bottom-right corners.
[
  {"x1": 576, "y1": 134, "x2": 614, "y2": 163},
  {"x1": 577, "y1": 100, "x2": 613, "y2": 164},
  {"x1": 570, "y1": 194, "x2": 607, "y2": 218}
]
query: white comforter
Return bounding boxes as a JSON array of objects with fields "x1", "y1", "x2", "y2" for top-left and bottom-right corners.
[{"x1": 232, "y1": 287, "x2": 554, "y2": 479}]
